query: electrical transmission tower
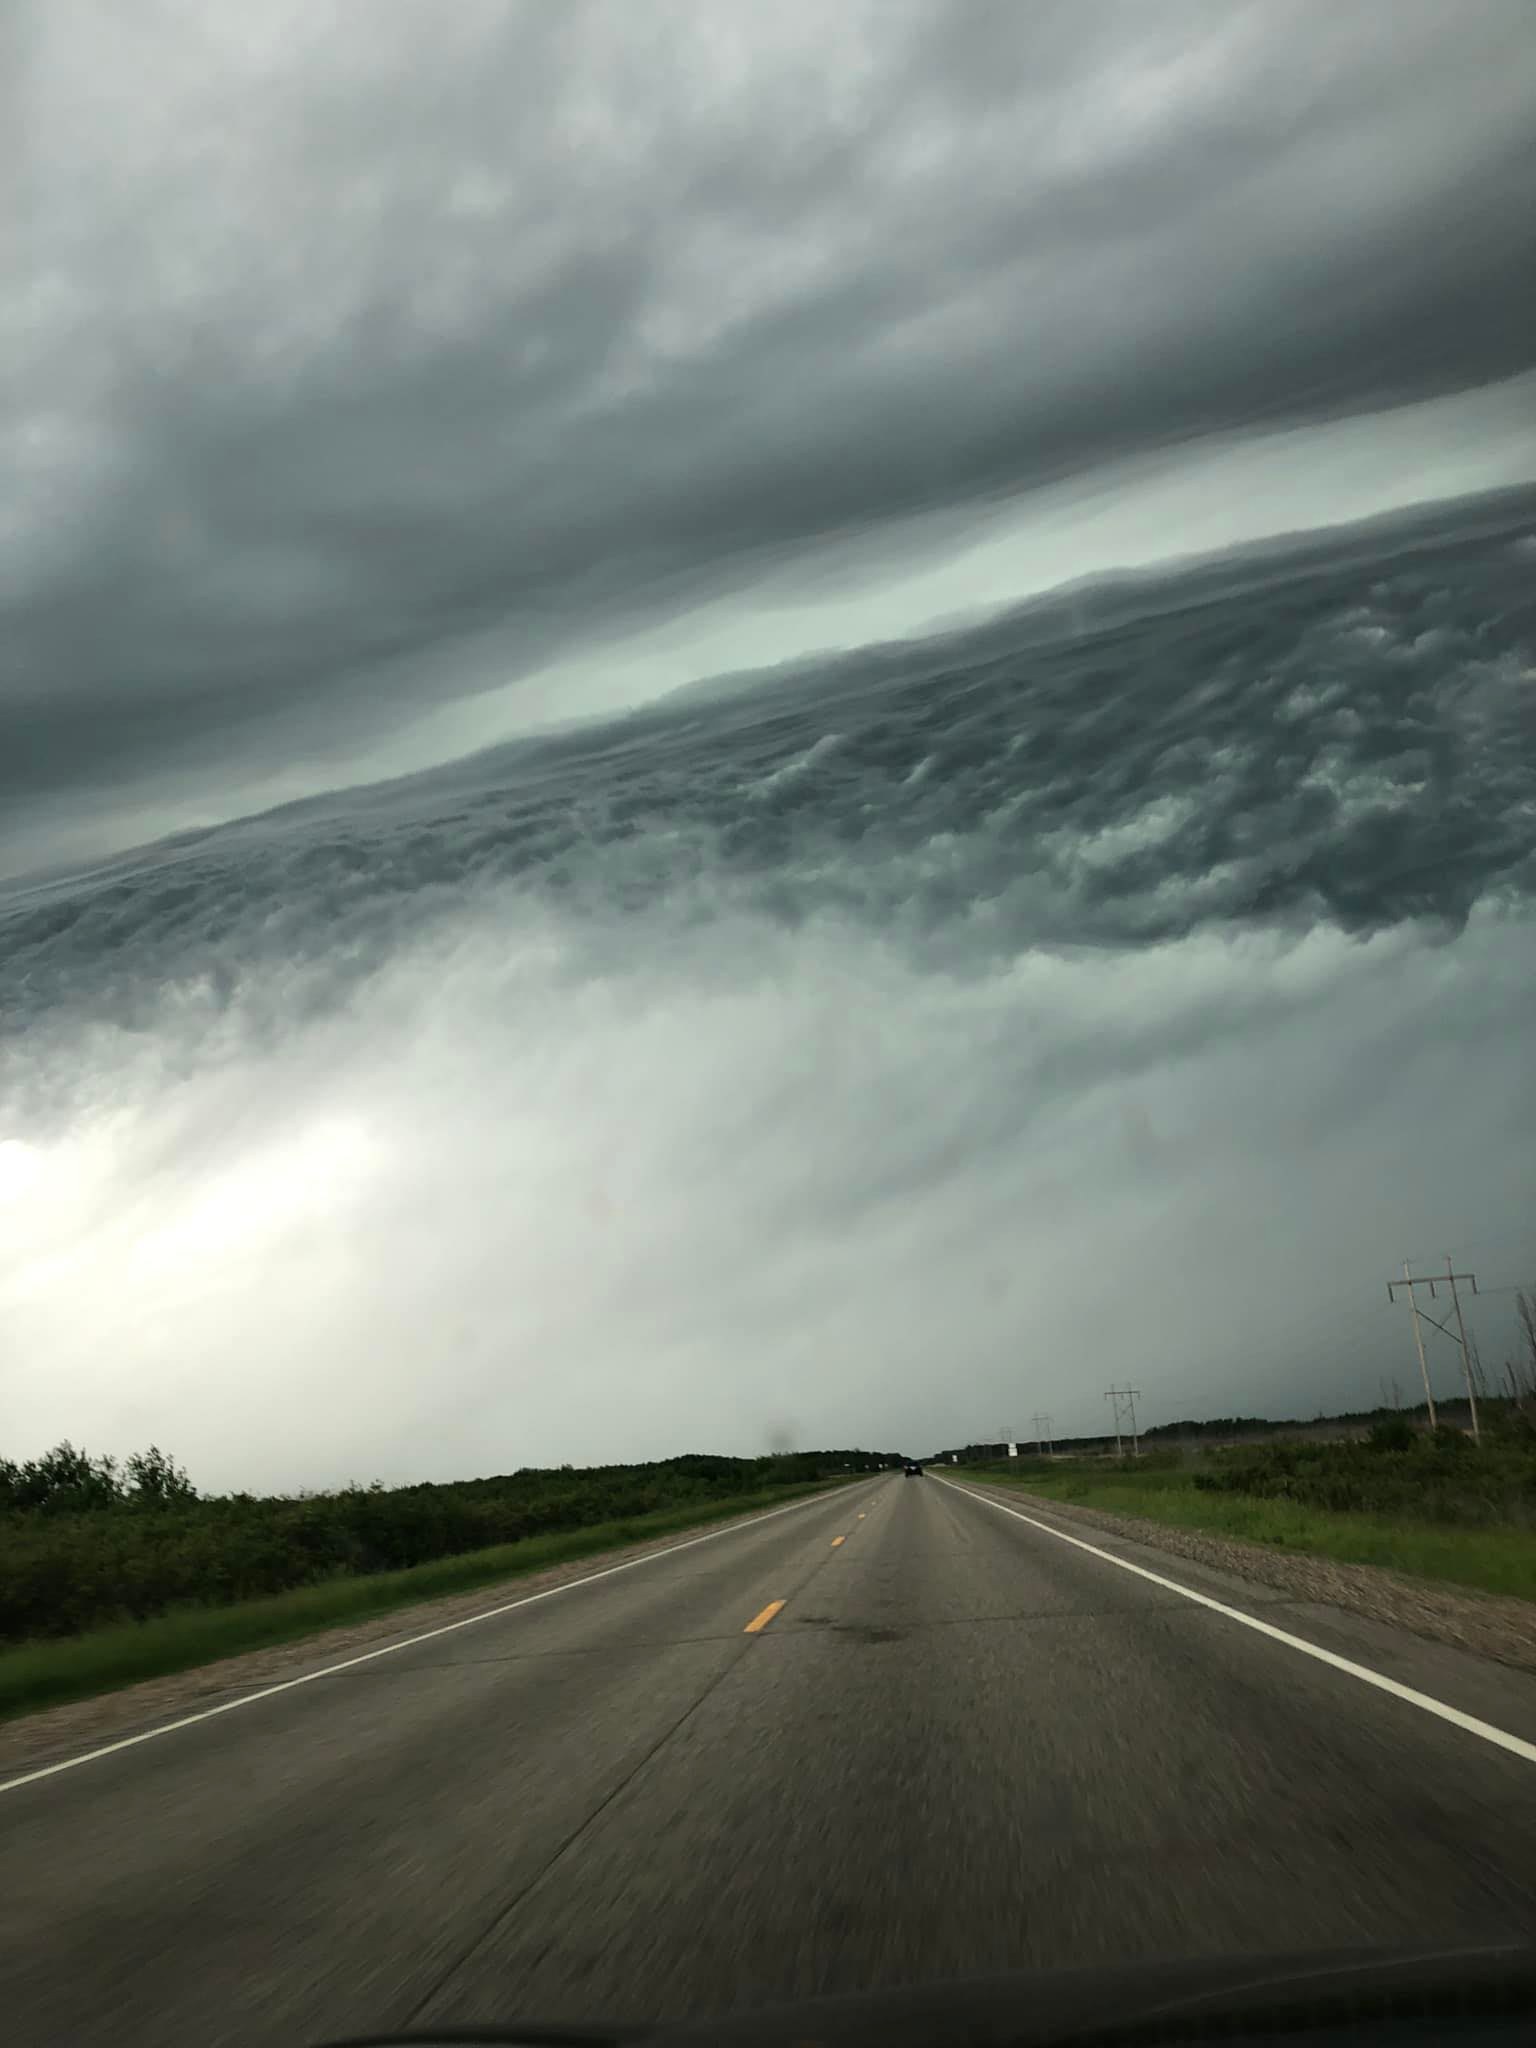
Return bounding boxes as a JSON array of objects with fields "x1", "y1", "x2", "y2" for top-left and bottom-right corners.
[
  {"x1": 1387, "y1": 1258, "x2": 1481, "y2": 1441},
  {"x1": 1104, "y1": 1385, "x2": 1141, "y2": 1458},
  {"x1": 1030, "y1": 1412, "x2": 1053, "y2": 1457}
]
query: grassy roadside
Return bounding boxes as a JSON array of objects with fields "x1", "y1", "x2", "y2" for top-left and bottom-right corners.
[
  {"x1": 0, "y1": 1479, "x2": 846, "y2": 1727},
  {"x1": 951, "y1": 1462, "x2": 1536, "y2": 1603}
]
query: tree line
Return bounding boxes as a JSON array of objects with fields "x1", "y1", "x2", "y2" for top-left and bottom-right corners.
[{"x1": 0, "y1": 1444, "x2": 896, "y2": 1645}]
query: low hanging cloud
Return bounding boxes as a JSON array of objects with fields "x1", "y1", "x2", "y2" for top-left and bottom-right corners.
[
  {"x1": 3, "y1": 498, "x2": 1534, "y2": 1486},
  {"x1": 5, "y1": 0, "x2": 1536, "y2": 856},
  {"x1": 5, "y1": 485, "x2": 1533, "y2": 1039},
  {"x1": 5, "y1": 858, "x2": 1531, "y2": 1493}
]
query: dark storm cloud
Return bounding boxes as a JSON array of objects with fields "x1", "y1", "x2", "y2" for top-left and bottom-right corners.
[
  {"x1": 5, "y1": 493, "x2": 1535, "y2": 1484},
  {"x1": 6, "y1": 484, "x2": 1534, "y2": 1059},
  {"x1": 5, "y1": 0, "x2": 1536, "y2": 828}
]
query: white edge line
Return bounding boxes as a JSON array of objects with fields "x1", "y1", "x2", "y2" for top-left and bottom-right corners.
[
  {"x1": 0, "y1": 1481, "x2": 867, "y2": 1797},
  {"x1": 935, "y1": 1476, "x2": 1536, "y2": 1768}
]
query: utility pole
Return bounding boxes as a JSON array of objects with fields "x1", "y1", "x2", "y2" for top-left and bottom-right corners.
[
  {"x1": 1396, "y1": 1261, "x2": 1437, "y2": 1428},
  {"x1": 1446, "y1": 1259, "x2": 1480, "y2": 1444},
  {"x1": 1030, "y1": 1412, "x2": 1053, "y2": 1457},
  {"x1": 1387, "y1": 1261, "x2": 1479, "y2": 1441},
  {"x1": 1104, "y1": 1386, "x2": 1141, "y2": 1457}
]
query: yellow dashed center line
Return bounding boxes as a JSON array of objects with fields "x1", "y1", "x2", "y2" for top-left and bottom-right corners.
[{"x1": 746, "y1": 1512, "x2": 860, "y2": 1631}]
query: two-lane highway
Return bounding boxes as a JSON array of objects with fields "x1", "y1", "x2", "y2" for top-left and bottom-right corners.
[{"x1": 4, "y1": 1472, "x2": 1536, "y2": 2044}]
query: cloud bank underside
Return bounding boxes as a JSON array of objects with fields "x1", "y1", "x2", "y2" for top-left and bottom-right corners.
[
  {"x1": 3, "y1": 498, "x2": 1534, "y2": 1486},
  {"x1": 5, "y1": 0, "x2": 1536, "y2": 829}
]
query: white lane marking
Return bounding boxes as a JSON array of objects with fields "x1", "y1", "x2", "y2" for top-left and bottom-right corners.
[
  {"x1": 936, "y1": 1478, "x2": 1536, "y2": 1768},
  {"x1": 0, "y1": 1483, "x2": 870, "y2": 1797}
]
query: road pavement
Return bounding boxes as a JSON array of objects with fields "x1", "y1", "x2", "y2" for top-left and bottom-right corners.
[{"x1": 3, "y1": 1472, "x2": 1536, "y2": 2045}]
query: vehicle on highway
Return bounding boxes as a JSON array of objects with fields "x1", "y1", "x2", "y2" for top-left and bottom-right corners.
[
  {"x1": 903, "y1": 1459, "x2": 923, "y2": 1475},
  {"x1": 314, "y1": 1943, "x2": 1536, "y2": 2046}
]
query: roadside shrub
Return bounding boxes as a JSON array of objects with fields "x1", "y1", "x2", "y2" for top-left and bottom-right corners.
[
  {"x1": 1192, "y1": 1428, "x2": 1536, "y2": 1530},
  {"x1": 0, "y1": 1445, "x2": 883, "y2": 1645},
  {"x1": 1368, "y1": 1416, "x2": 1416, "y2": 1453}
]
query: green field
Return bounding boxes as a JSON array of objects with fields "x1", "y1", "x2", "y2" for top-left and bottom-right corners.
[
  {"x1": 0, "y1": 1479, "x2": 846, "y2": 1727},
  {"x1": 954, "y1": 1437, "x2": 1536, "y2": 1604}
]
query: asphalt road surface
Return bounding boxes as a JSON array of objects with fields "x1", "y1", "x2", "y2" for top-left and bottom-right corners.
[{"x1": 4, "y1": 1472, "x2": 1536, "y2": 2046}]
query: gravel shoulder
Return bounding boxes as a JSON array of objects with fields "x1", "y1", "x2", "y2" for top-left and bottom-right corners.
[{"x1": 961, "y1": 1478, "x2": 1536, "y2": 1674}]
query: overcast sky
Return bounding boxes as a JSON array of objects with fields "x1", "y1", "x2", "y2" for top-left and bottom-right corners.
[
  {"x1": 6, "y1": 0, "x2": 1536, "y2": 876},
  {"x1": 5, "y1": 473, "x2": 1534, "y2": 1487},
  {"x1": 5, "y1": 4, "x2": 1536, "y2": 1488}
]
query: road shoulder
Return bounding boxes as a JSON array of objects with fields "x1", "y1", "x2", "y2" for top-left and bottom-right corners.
[
  {"x1": 0, "y1": 1492, "x2": 844, "y2": 1783},
  {"x1": 941, "y1": 1474, "x2": 1536, "y2": 1747}
]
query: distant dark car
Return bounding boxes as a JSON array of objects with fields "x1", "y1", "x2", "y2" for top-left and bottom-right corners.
[{"x1": 904, "y1": 1460, "x2": 923, "y2": 1476}]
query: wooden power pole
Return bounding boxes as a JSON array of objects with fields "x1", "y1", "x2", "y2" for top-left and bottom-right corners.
[
  {"x1": 1387, "y1": 1261, "x2": 1480, "y2": 1441},
  {"x1": 1104, "y1": 1386, "x2": 1141, "y2": 1458}
]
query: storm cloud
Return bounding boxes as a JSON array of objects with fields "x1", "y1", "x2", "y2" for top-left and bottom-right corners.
[
  {"x1": 5, "y1": 6, "x2": 1536, "y2": 1489},
  {"x1": 4, "y1": 495, "x2": 1535, "y2": 1486},
  {"x1": 6, "y1": 484, "x2": 1536, "y2": 1041},
  {"x1": 6, "y1": 0, "x2": 1536, "y2": 862}
]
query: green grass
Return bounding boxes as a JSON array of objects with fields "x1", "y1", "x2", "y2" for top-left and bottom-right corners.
[
  {"x1": 0, "y1": 1480, "x2": 845, "y2": 1728},
  {"x1": 954, "y1": 1461, "x2": 1536, "y2": 1603}
]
